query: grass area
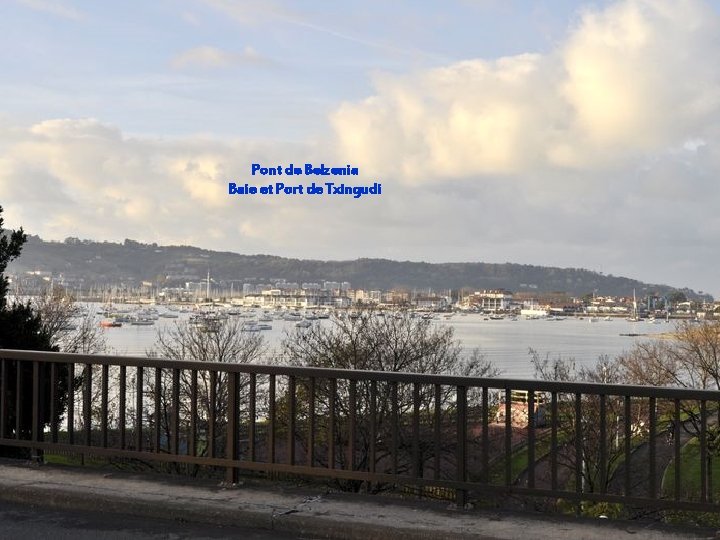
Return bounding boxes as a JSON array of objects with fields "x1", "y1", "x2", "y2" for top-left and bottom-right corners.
[
  {"x1": 43, "y1": 452, "x2": 113, "y2": 467},
  {"x1": 661, "y1": 437, "x2": 720, "y2": 501},
  {"x1": 487, "y1": 432, "x2": 554, "y2": 485}
]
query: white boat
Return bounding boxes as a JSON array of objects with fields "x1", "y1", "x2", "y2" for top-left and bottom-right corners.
[
  {"x1": 295, "y1": 320, "x2": 312, "y2": 328},
  {"x1": 627, "y1": 289, "x2": 640, "y2": 322},
  {"x1": 130, "y1": 318, "x2": 155, "y2": 326},
  {"x1": 241, "y1": 324, "x2": 261, "y2": 332},
  {"x1": 520, "y1": 308, "x2": 548, "y2": 318}
]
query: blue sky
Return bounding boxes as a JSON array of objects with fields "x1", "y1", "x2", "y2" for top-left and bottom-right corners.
[
  {"x1": 0, "y1": 1, "x2": 586, "y2": 137},
  {"x1": 2, "y1": 0, "x2": 720, "y2": 297}
]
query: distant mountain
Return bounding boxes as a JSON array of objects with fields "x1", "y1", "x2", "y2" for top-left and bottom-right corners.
[{"x1": 6, "y1": 235, "x2": 712, "y2": 300}]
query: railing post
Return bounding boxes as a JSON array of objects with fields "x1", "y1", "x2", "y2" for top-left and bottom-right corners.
[
  {"x1": 0, "y1": 358, "x2": 6, "y2": 439},
  {"x1": 67, "y1": 362, "x2": 75, "y2": 445},
  {"x1": 288, "y1": 375, "x2": 296, "y2": 467},
  {"x1": 307, "y1": 377, "x2": 315, "y2": 468},
  {"x1": 225, "y1": 371, "x2": 239, "y2": 484},
  {"x1": 83, "y1": 363, "x2": 92, "y2": 448},
  {"x1": 31, "y1": 360, "x2": 42, "y2": 461},
  {"x1": 119, "y1": 365, "x2": 126, "y2": 450},
  {"x1": 456, "y1": 385, "x2": 467, "y2": 508}
]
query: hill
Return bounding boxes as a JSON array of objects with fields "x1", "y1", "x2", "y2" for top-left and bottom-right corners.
[{"x1": 6, "y1": 236, "x2": 711, "y2": 300}]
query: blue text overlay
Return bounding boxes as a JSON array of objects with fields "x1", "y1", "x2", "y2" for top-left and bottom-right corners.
[{"x1": 229, "y1": 163, "x2": 382, "y2": 199}]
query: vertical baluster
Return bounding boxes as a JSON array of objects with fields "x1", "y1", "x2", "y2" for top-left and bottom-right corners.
[
  {"x1": 575, "y1": 393, "x2": 583, "y2": 505},
  {"x1": 673, "y1": 398, "x2": 681, "y2": 501},
  {"x1": 135, "y1": 366, "x2": 143, "y2": 451},
  {"x1": 0, "y1": 359, "x2": 6, "y2": 439},
  {"x1": 154, "y1": 367, "x2": 161, "y2": 453},
  {"x1": 119, "y1": 365, "x2": 126, "y2": 449},
  {"x1": 83, "y1": 364, "x2": 92, "y2": 446},
  {"x1": 268, "y1": 374, "x2": 276, "y2": 464},
  {"x1": 482, "y1": 387, "x2": 489, "y2": 484},
  {"x1": 171, "y1": 368, "x2": 180, "y2": 455},
  {"x1": 505, "y1": 388, "x2": 512, "y2": 486},
  {"x1": 551, "y1": 392, "x2": 558, "y2": 492},
  {"x1": 189, "y1": 370, "x2": 197, "y2": 457},
  {"x1": 599, "y1": 394, "x2": 607, "y2": 494},
  {"x1": 648, "y1": 396, "x2": 657, "y2": 498},
  {"x1": 456, "y1": 385, "x2": 467, "y2": 508},
  {"x1": 248, "y1": 373, "x2": 256, "y2": 462},
  {"x1": 433, "y1": 384, "x2": 441, "y2": 481},
  {"x1": 50, "y1": 363, "x2": 58, "y2": 443},
  {"x1": 307, "y1": 377, "x2": 315, "y2": 467},
  {"x1": 527, "y1": 390, "x2": 535, "y2": 489},
  {"x1": 370, "y1": 380, "x2": 377, "y2": 475},
  {"x1": 101, "y1": 364, "x2": 109, "y2": 448},
  {"x1": 225, "y1": 371, "x2": 239, "y2": 484},
  {"x1": 349, "y1": 379, "x2": 356, "y2": 471},
  {"x1": 31, "y1": 361, "x2": 40, "y2": 444},
  {"x1": 209, "y1": 370, "x2": 216, "y2": 458},
  {"x1": 412, "y1": 382, "x2": 420, "y2": 480},
  {"x1": 624, "y1": 395, "x2": 631, "y2": 497},
  {"x1": 288, "y1": 375, "x2": 296, "y2": 466},
  {"x1": 328, "y1": 378, "x2": 335, "y2": 469},
  {"x1": 391, "y1": 381, "x2": 398, "y2": 476},
  {"x1": 700, "y1": 400, "x2": 708, "y2": 503},
  {"x1": 15, "y1": 362, "x2": 22, "y2": 439},
  {"x1": 68, "y1": 363, "x2": 75, "y2": 445}
]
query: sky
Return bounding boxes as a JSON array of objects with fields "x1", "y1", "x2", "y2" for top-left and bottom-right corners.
[{"x1": 1, "y1": 0, "x2": 720, "y2": 297}]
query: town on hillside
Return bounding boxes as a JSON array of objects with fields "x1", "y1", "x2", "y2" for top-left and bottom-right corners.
[{"x1": 9, "y1": 268, "x2": 719, "y2": 321}]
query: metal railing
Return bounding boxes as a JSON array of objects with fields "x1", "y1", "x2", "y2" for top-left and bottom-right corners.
[{"x1": 1, "y1": 348, "x2": 719, "y2": 514}]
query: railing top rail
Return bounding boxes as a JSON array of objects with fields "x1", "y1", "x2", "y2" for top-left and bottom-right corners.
[{"x1": 2, "y1": 348, "x2": 719, "y2": 400}]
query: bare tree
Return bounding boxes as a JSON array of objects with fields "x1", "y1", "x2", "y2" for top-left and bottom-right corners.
[
  {"x1": 619, "y1": 320, "x2": 720, "y2": 471},
  {"x1": 279, "y1": 310, "x2": 499, "y2": 490},
  {"x1": 32, "y1": 286, "x2": 106, "y2": 354},
  {"x1": 148, "y1": 317, "x2": 266, "y2": 470},
  {"x1": 529, "y1": 349, "x2": 631, "y2": 496}
]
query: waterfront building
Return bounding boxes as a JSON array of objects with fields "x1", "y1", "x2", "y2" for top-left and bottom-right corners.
[{"x1": 466, "y1": 289, "x2": 513, "y2": 312}]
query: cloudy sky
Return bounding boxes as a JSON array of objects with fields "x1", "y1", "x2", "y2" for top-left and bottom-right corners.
[{"x1": 1, "y1": 0, "x2": 720, "y2": 296}]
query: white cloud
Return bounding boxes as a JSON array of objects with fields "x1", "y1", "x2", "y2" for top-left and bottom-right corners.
[
  {"x1": 331, "y1": 0, "x2": 720, "y2": 180},
  {"x1": 171, "y1": 46, "x2": 268, "y2": 70},
  {"x1": 17, "y1": 0, "x2": 84, "y2": 20}
]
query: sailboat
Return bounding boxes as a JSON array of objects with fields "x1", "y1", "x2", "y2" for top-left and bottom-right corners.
[{"x1": 627, "y1": 289, "x2": 640, "y2": 322}]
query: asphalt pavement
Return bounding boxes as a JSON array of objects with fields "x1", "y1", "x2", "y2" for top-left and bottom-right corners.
[{"x1": 0, "y1": 498, "x2": 306, "y2": 539}]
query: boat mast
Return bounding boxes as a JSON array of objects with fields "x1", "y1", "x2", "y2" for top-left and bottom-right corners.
[{"x1": 206, "y1": 268, "x2": 210, "y2": 302}]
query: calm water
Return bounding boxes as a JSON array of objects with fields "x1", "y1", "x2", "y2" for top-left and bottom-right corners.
[{"x1": 89, "y1": 305, "x2": 672, "y2": 379}]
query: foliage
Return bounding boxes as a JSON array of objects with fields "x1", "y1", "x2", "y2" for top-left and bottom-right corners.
[
  {"x1": 0, "y1": 205, "x2": 67, "y2": 458},
  {"x1": 0, "y1": 205, "x2": 26, "y2": 309}
]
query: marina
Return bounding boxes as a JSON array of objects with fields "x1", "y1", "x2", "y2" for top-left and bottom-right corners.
[{"x1": 83, "y1": 304, "x2": 674, "y2": 379}]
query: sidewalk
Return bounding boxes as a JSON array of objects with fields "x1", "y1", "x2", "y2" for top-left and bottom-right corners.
[{"x1": 0, "y1": 459, "x2": 715, "y2": 539}]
